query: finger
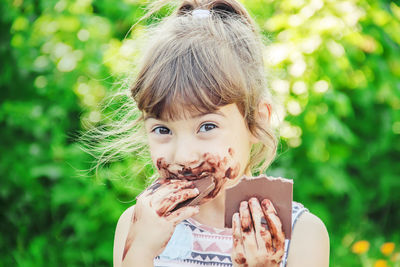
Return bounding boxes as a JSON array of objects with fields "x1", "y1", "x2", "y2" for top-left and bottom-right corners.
[
  {"x1": 139, "y1": 178, "x2": 172, "y2": 200},
  {"x1": 165, "y1": 205, "x2": 200, "y2": 225},
  {"x1": 150, "y1": 180, "x2": 195, "y2": 206},
  {"x1": 260, "y1": 216, "x2": 274, "y2": 255},
  {"x1": 136, "y1": 179, "x2": 163, "y2": 200},
  {"x1": 157, "y1": 187, "x2": 200, "y2": 216},
  {"x1": 232, "y1": 212, "x2": 247, "y2": 266},
  {"x1": 141, "y1": 179, "x2": 163, "y2": 197},
  {"x1": 248, "y1": 197, "x2": 268, "y2": 253},
  {"x1": 261, "y1": 199, "x2": 285, "y2": 255},
  {"x1": 239, "y1": 201, "x2": 257, "y2": 255}
]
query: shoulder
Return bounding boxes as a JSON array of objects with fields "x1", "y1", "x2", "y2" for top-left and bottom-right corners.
[
  {"x1": 113, "y1": 205, "x2": 135, "y2": 267},
  {"x1": 286, "y1": 211, "x2": 330, "y2": 267}
]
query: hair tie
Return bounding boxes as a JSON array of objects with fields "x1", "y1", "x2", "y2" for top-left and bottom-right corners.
[{"x1": 192, "y1": 9, "x2": 211, "y2": 18}]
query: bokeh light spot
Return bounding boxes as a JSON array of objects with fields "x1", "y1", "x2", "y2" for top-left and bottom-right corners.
[
  {"x1": 57, "y1": 55, "x2": 77, "y2": 72},
  {"x1": 289, "y1": 59, "x2": 306, "y2": 77},
  {"x1": 78, "y1": 29, "x2": 90, "y2": 41},
  {"x1": 351, "y1": 240, "x2": 370, "y2": 254},
  {"x1": 34, "y1": 56, "x2": 50, "y2": 70},
  {"x1": 314, "y1": 80, "x2": 329, "y2": 93},
  {"x1": 374, "y1": 259, "x2": 388, "y2": 267},
  {"x1": 292, "y1": 81, "x2": 307, "y2": 95},
  {"x1": 272, "y1": 79, "x2": 290, "y2": 94},
  {"x1": 392, "y1": 122, "x2": 400, "y2": 134},
  {"x1": 34, "y1": 76, "x2": 48, "y2": 88},
  {"x1": 287, "y1": 100, "x2": 302, "y2": 115}
]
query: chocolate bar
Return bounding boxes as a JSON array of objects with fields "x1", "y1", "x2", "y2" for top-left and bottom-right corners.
[{"x1": 225, "y1": 175, "x2": 293, "y2": 239}]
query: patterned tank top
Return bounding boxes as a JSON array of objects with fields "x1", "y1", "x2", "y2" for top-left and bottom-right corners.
[{"x1": 154, "y1": 201, "x2": 308, "y2": 267}]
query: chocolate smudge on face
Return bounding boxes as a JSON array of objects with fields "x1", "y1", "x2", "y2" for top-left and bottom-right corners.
[{"x1": 157, "y1": 158, "x2": 178, "y2": 180}]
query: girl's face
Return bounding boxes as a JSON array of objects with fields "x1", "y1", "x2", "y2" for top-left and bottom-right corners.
[{"x1": 144, "y1": 104, "x2": 256, "y2": 200}]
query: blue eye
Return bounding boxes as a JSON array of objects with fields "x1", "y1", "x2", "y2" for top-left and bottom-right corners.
[
  {"x1": 152, "y1": 126, "x2": 171, "y2": 135},
  {"x1": 199, "y1": 123, "x2": 217, "y2": 133}
]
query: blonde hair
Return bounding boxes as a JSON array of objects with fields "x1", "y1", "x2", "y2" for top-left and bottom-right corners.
[{"x1": 87, "y1": 0, "x2": 278, "y2": 178}]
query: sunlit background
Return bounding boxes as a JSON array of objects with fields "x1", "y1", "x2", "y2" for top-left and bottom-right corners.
[{"x1": 1, "y1": 0, "x2": 400, "y2": 266}]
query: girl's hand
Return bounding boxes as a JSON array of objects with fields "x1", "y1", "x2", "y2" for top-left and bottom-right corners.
[
  {"x1": 231, "y1": 197, "x2": 285, "y2": 267},
  {"x1": 122, "y1": 179, "x2": 200, "y2": 263}
]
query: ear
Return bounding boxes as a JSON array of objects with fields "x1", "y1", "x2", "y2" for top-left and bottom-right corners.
[
  {"x1": 257, "y1": 99, "x2": 272, "y2": 123},
  {"x1": 249, "y1": 99, "x2": 272, "y2": 144}
]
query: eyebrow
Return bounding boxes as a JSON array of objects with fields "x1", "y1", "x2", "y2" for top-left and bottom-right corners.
[{"x1": 144, "y1": 110, "x2": 225, "y2": 121}]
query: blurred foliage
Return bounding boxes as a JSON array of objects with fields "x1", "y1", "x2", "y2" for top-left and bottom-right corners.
[{"x1": 1, "y1": 0, "x2": 399, "y2": 266}]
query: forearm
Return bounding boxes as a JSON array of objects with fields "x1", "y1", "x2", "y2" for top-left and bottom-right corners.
[{"x1": 121, "y1": 244, "x2": 155, "y2": 267}]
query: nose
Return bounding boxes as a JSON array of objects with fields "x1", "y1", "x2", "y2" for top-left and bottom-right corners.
[{"x1": 171, "y1": 135, "x2": 200, "y2": 169}]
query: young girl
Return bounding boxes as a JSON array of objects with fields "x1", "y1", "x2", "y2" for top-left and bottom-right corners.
[{"x1": 111, "y1": 0, "x2": 329, "y2": 266}]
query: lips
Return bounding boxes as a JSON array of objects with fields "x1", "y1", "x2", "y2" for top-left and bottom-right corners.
[
  {"x1": 177, "y1": 162, "x2": 216, "y2": 180},
  {"x1": 176, "y1": 171, "x2": 214, "y2": 180},
  {"x1": 157, "y1": 157, "x2": 216, "y2": 181}
]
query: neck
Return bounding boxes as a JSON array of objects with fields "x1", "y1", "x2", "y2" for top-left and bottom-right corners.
[{"x1": 192, "y1": 191, "x2": 226, "y2": 229}]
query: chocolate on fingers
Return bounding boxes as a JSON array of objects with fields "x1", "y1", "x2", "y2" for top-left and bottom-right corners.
[
  {"x1": 138, "y1": 178, "x2": 191, "y2": 200},
  {"x1": 144, "y1": 176, "x2": 216, "y2": 216},
  {"x1": 155, "y1": 186, "x2": 200, "y2": 217},
  {"x1": 232, "y1": 212, "x2": 247, "y2": 265},
  {"x1": 261, "y1": 199, "x2": 285, "y2": 256},
  {"x1": 248, "y1": 197, "x2": 272, "y2": 252},
  {"x1": 170, "y1": 176, "x2": 215, "y2": 212},
  {"x1": 239, "y1": 201, "x2": 258, "y2": 254},
  {"x1": 149, "y1": 180, "x2": 198, "y2": 216}
]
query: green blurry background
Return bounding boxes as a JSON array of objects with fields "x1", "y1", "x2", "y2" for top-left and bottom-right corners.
[{"x1": 1, "y1": 0, "x2": 400, "y2": 266}]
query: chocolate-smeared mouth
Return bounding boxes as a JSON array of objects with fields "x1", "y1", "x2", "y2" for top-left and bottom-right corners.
[
  {"x1": 179, "y1": 171, "x2": 199, "y2": 180},
  {"x1": 155, "y1": 151, "x2": 240, "y2": 211},
  {"x1": 176, "y1": 162, "x2": 216, "y2": 180},
  {"x1": 176, "y1": 171, "x2": 212, "y2": 180}
]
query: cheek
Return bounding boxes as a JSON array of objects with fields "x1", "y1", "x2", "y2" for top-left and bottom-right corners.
[
  {"x1": 149, "y1": 146, "x2": 159, "y2": 163},
  {"x1": 149, "y1": 144, "x2": 170, "y2": 164},
  {"x1": 225, "y1": 124, "x2": 251, "y2": 150},
  {"x1": 205, "y1": 134, "x2": 237, "y2": 155},
  {"x1": 229, "y1": 141, "x2": 251, "y2": 168},
  {"x1": 194, "y1": 142, "x2": 227, "y2": 161},
  {"x1": 208, "y1": 136, "x2": 250, "y2": 171}
]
